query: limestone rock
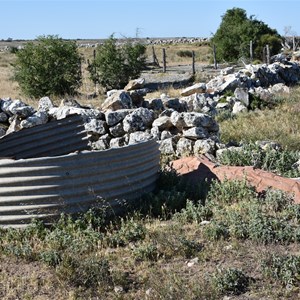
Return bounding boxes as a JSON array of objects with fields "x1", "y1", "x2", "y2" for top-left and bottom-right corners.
[
  {"x1": 0, "y1": 112, "x2": 8, "y2": 123},
  {"x1": 180, "y1": 82, "x2": 206, "y2": 96},
  {"x1": 110, "y1": 137, "x2": 127, "y2": 148},
  {"x1": 268, "y1": 83, "x2": 290, "y2": 94},
  {"x1": 128, "y1": 131, "x2": 153, "y2": 145},
  {"x1": 176, "y1": 137, "x2": 194, "y2": 156},
  {"x1": 123, "y1": 108, "x2": 155, "y2": 133},
  {"x1": 159, "y1": 137, "x2": 178, "y2": 155},
  {"x1": 84, "y1": 119, "x2": 107, "y2": 136},
  {"x1": 7, "y1": 100, "x2": 35, "y2": 118},
  {"x1": 194, "y1": 139, "x2": 216, "y2": 155},
  {"x1": 109, "y1": 122, "x2": 126, "y2": 137},
  {"x1": 38, "y1": 97, "x2": 54, "y2": 112},
  {"x1": 92, "y1": 139, "x2": 109, "y2": 151},
  {"x1": 160, "y1": 130, "x2": 173, "y2": 140},
  {"x1": 102, "y1": 90, "x2": 132, "y2": 111},
  {"x1": 124, "y1": 78, "x2": 145, "y2": 91},
  {"x1": 152, "y1": 116, "x2": 173, "y2": 131},
  {"x1": 105, "y1": 109, "x2": 131, "y2": 127},
  {"x1": 232, "y1": 102, "x2": 248, "y2": 114},
  {"x1": 234, "y1": 88, "x2": 249, "y2": 106},
  {"x1": 20, "y1": 111, "x2": 48, "y2": 129},
  {"x1": 182, "y1": 127, "x2": 209, "y2": 140},
  {"x1": 143, "y1": 98, "x2": 164, "y2": 112}
]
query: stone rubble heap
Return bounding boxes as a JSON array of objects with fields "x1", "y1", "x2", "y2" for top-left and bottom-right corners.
[{"x1": 1, "y1": 58, "x2": 299, "y2": 158}]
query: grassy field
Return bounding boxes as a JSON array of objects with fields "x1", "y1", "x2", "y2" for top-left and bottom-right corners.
[{"x1": 1, "y1": 42, "x2": 300, "y2": 299}]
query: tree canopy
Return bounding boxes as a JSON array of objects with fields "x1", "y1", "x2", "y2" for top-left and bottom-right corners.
[
  {"x1": 211, "y1": 8, "x2": 282, "y2": 62},
  {"x1": 14, "y1": 35, "x2": 82, "y2": 98}
]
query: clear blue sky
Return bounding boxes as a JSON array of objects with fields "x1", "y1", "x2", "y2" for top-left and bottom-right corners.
[{"x1": 1, "y1": 0, "x2": 299, "y2": 40}]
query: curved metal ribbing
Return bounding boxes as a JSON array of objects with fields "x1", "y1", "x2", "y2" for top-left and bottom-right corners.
[
  {"x1": 0, "y1": 114, "x2": 90, "y2": 159},
  {"x1": 0, "y1": 139, "x2": 160, "y2": 227}
]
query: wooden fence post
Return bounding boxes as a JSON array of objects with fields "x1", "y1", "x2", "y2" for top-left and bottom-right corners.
[
  {"x1": 93, "y1": 49, "x2": 97, "y2": 92},
  {"x1": 213, "y1": 44, "x2": 217, "y2": 69},
  {"x1": 162, "y1": 48, "x2": 166, "y2": 73},
  {"x1": 266, "y1": 44, "x2": 270, "y2": 65},
  {"x1": 293, "y1": 36, "x2": 296, "y2": 51},
  {"x1": 250, "y1": 40, "x2": 253, "y2": 63},
  {"x1": 152, "y1": 46, "x2": 160, "y2": 67},
  {"x1": 192, "y1": 51, "x2": 195, "y2": 75}
]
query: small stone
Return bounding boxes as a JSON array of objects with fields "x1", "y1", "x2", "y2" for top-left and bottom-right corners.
[{"x1": 114, "y1": 286, "x2": 124, "y2": 294}]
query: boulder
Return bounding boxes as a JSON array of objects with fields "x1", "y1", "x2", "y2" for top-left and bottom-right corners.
[
  {"x1": 128, "y1": 131, "x2": 153, "y2": 145},
  {"x1": 38, "y1": 97, "x2": 54, "y2": 112},
  {"x1": 84, "y1": 119, "x2": 107, "y2": 136},
  {"x1": 176, "y1": 138, "x2": 194, "y2": 156},
  {"x1": 124, "y1": 78, "x2": 145, "y2": 91},
  {"x1": 123, "y1": 108, "x2": 155, "y2": 133},
  {"x1": 152, "y1": 116, "x2": 173, "y2": 131},
  {"x1": 20, "y1": 112, "x2": 48, "y2": 129},
  {"x1": 159, "y1": 137, "x2": 178, "y2": 155},
  {"x1": 109, "y1": 122, "x2": 126, "y2": 137},
  {"x1": 143, "y1": 98, "x2": 164, "y2": 112},
  {"x1": 268, "y1": 83, "x2": 290, "y2": 94},
  {"x1": 182, "y1": 127, "x2": 209, "y2": 140},
  {"x1": 7, "y1": 100, "x2": 35, "y2": 118},
  {"x1": 194, "y1": 139, "x2": 216, "y2": 155},
  {"x1": 234, "y1": 87, "x2": 249, "y2": 106},
  {"x1": 105, "y1": 109, "x2": 131, "y2": 127},
  {"x1": 102, "y1": 90, "x2": 133, "y2": 111},
  {"x1": 232, "y1": 102, "x2": 248, "y2": 114},
  {"x1": 180, "y1": 82, "x2": 206, "y2": 96},
  {"x1": 110, "y1": 136, "x2": 127, "y2": 148}
]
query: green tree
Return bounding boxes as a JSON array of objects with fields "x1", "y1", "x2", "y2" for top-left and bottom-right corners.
[
  {"x1": 89, "y1": 35, "x2": 146, "y2": 90},
  {"x1": 211, "y1": 8, "x2": 282, "y2": 62},
  {"x1": 14, "y1": 35, "x2": 82, "y2": 98}
]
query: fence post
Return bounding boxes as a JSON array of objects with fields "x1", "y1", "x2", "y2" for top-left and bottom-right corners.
[
  {"x1": 192, "y1": 50, "x2": 195, "y2": 75},
  {"x1": 293, "y1": 36, "x2": 296, "y2": 51},
  {"x1": 93, "y1": 49, "x2": 97, "y2": 92},
  {"x1": 266, "y1": 44, "x2": 270, "y2": 65},
  {"x1": 213, "y1": 44, "x2": 217, "y2": 69},
  {"x1": 162, "y1": 48, "x2": 166, "y2": 73},
  {"x1": 152, "y1": 46, "x2": 160, "y2": 67},
  {"x1": 250, "y1": 40, "x2": 253, "y2": 63}
]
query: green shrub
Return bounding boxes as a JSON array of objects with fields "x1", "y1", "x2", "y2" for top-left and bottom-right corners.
[
  {"x1": 207, "y1": 178, "x2": 256, "y2": 206},
  {"x1": 14, "y1": 35, "x2": 82, "y2": 97},
  {"x1": 173, "y1": 200, "x2": 213, "y2": 224},
  {"x1": 133, "y1": 243, "x2": 159, "y2": 261},
  {"x1": 212, "y1": 268, "x2": 250, "y2": 295},
  {"x1": 218, "y1": 142, "x2": 300, "y2": 177},
  {"x1": 203, "y1": 221, "x2": 230, "y2": 241},
  {"x1": 261, "y1": 254, "x2": 300, "y2": 286},
  {"x1": 89, "y1": 35, "x2": 146, "y2": 90}
]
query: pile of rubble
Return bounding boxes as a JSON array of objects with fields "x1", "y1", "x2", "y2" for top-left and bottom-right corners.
[{"x1": 1, "y1": 59, "x2": 299, "y2": 158}]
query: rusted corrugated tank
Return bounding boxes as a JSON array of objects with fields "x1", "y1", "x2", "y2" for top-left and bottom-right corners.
[
  {"x1": 0, "y1": 115, "x2": 90, "y2": 159},
  {"x1": 0, "y1": 139, "x2": 160, "y2": 228}
]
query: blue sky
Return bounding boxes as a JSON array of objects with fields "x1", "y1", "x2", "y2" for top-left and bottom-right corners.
[{"x1": 1, "y1": 0, "x2": 299, "y2": 40}]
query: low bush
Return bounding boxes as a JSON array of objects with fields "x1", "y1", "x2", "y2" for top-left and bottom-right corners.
[{"x1": 212, "y1": 268, "x2": 250, "y2": 295}]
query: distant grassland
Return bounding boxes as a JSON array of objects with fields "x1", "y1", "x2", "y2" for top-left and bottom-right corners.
[{"x1": 0, "y1": 42, "x2": 212, "y2": 105}]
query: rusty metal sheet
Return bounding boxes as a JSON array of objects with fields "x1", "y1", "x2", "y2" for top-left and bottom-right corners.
[
  {"x1": 0, "y1": 139, "x2": 160, "y2": 228},
  {"x1": 0, "y1": 114, "x2": 90, "y2": 159}
]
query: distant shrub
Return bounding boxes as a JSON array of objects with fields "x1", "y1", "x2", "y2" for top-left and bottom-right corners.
[
  {"x1": 14, "y1": 35, "x2": 82, "y2": 98},
  {"x1": 176, "y1": 50, "x2": 193, "y2": 57},
  {"x1": 89, "y1": 35, "x2": 146, "y2": 90}
]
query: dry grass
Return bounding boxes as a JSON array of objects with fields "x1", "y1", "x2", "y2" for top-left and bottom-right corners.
[
  {"x1": 146, "y1": 43, "x2": 212, "y2": 66},
  {"x1": 220, "y1": 86, "x2": 300, "y2": 150}
]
